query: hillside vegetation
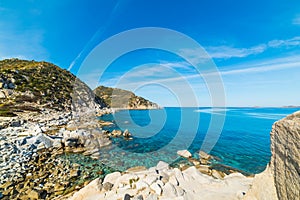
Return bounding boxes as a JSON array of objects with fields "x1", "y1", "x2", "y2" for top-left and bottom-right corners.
[{"x1": 0, "y1": 59, "x2": 104, "y2": 116}]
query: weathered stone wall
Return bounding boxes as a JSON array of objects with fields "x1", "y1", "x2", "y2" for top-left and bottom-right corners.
[
  {"x1": 270, "y1": 111, "x2": 300, "y2": 200},
  {"x1": 244, "y1": 111, "x2": 300, "y2": 200}
]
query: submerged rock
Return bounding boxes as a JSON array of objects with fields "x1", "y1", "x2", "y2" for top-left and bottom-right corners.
[
  {"x1": 123, "y1": 129, "x2": 132, "y2": 138},
  {"x1": 199, "y1": 150, "x2": 211, "y2": 160},
  {"x1": 111, "y1": 130, "x2": 122, "y2": 137},
  {"x1": 177, "y1": 150, "x2": 192, "y2": 158}
]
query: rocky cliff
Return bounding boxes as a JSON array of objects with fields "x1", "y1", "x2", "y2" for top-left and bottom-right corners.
[
  {"x1": 270, "y1": 111, "x2": 300, "y2": 200},
  {"x1": 245, "y1": 111, "x2": 300, "y2": 200},
  {"x1": 94, "y1": 85, "x2": 159, "y2": 109}
]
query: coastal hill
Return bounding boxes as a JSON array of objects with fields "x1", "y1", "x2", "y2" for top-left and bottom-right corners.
[
  {"x1": 94, "y1": 85, "x2": 159, "y2": 109},
  {"x1": 0, "y1": 59, "x2": 106, "y2": 117},
  {"x1": 0, "y1": 59, "x2": 158, "y2": 117}
]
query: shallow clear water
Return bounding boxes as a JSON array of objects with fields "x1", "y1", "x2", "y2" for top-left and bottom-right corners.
[{"x1": 98, "y1": 107, "x2": 299, "y2": 174}]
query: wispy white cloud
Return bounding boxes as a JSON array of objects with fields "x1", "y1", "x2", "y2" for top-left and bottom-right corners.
[
  {"x1": 68, "y1": 51, "x2": 83, "y2": 71},
  {"x1": 268, "y1": 37, "x2": 300, "y2": 48},
  {"x1": 205, "y1": 44, "x2": 267, "y2": 59},
  {"x1": 106, "y1": 54, "x2": 300, "y2": 88},
  {"x1": 159, "y1": 61, "x2": 191, "y2": 70},
  {"x1": 85, "y1": 36, "x2": 300, "y2": 91},
  {"x1": 179, "y1": 48, "x2": 210, "y2": 64},
  {"x1": 179, "y1": 37, "x2": 300, "y2": 61},
  {"x1": 220, "y1": 55, "x2": 300, "y2": 75}
]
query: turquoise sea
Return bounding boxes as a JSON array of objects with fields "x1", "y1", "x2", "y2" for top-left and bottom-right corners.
[{"x1": 97, "y1": 107, "x2": 299, "y2": 174}]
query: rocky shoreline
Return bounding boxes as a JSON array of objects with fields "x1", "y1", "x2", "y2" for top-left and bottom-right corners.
[
  {"x1": 0, "y1": 107, "x2": 115, "y2": 199},
  {"x1": 69, "y1": 149, "x2": 254, "y2": 200},
  {"x1": 0, "y1": 59, "x2": 164, "y2": 200},
  {"x1": 70, "y1": 161, "x2": 253, "y2": 200},
  {"x1": 0, "y1": 107, "x2": 250, "y2": 200}
]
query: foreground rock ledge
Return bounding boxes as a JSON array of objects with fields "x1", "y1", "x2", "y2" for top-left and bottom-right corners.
[{"x1": 69, "y1": 161, "x2": 253, "y2": 200}]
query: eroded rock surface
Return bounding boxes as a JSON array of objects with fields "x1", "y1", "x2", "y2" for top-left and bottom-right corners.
[
  {"x1": 270, "y1": 111, "x2": 300, "y2": 200},
  {"x1": 245, "y1": 111, "x2": 300, "y2": 200},
  {"x1": 70, "y1": 161, "x2": 253, "y2": 200}
]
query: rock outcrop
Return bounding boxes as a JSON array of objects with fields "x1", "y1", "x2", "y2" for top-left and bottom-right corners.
[
  {"x1": 70, "y1": 161, "x2": 253, "y2": 200},
  {"x1": 270, "y1": 111, "x2": 300, "y2": 200},
  {"x1": 177, "y1": 149, "x2": 192, "y2": 158},
  {"x1": 94, "y1": 85, "x2": 159, "y2": 109},
  {"x1": 245, "y1": 111, "x2": 300, "y2": 200}
]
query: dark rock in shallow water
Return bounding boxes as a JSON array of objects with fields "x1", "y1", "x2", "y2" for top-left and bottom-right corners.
[
  {"x1": 96, "y1": 170, "x2": 104, "y2": 175},
  {"x1": 123, "y1": 129, "x2": 132, "y2": 138},
  {"x1": 199, "y1": 151, "x2": 211, "y2": 160},
  {"x1": 70, "y1": 169, "x2": 81, "y2": 178},
  {"x1": 111, "y1": 130, "x2": 122, "y2": 137}
]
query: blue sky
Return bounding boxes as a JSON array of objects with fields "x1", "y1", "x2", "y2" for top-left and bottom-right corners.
[{"x1": 0, "y1": 0, "x2": 300, "y2": 107}]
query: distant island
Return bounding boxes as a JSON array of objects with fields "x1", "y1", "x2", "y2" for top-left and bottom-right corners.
[{"x1": 282, "y1": 105, "x2": 300, "y2": 108}]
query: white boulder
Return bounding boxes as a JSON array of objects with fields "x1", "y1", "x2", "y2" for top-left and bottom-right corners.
[{"x1": 177, "y1": 150, "x2": 192, "y2": 158}]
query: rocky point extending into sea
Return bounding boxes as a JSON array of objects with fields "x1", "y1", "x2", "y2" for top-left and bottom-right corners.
[{"x1": 0, "y1": 105, "x2": 246, "y2": 200}]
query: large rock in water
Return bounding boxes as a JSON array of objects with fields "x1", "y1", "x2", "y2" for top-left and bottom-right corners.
[
  {"x1": 270, "y1": 111, "x2": 300, "y2": 200},
  {"x1": 245, "y1": 111, "x2": 300, "y2": 200},
  {"x1": 177, "y1": 150, "x2": 192, "y2": 158}
]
